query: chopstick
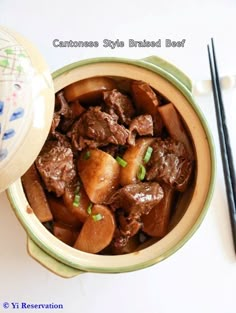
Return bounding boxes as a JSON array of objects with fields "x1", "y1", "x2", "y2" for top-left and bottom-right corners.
[{"x1": 207, "y1": 38, "x2": 236, "y2": 253}]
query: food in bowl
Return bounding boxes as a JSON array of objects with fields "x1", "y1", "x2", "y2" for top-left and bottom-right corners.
[{"x1": 22, "y1": 75, "x2": 195, "y2": 255}]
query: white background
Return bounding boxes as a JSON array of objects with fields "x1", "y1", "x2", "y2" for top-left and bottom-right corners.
[{"x1": 1, "y1": 0, "x2": 236, "y2": 312}]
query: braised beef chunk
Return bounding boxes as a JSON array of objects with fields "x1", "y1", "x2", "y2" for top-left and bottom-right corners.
[
  {"x1": 55, "y1": 92, "x2": 77, "y2": 133},
  {"x1": 56, "y1": 92, "x2": 85, "y2": 133},
  {"x1": 110, "y1": 182, "x2": 163, "y2": 248},
  {"x1": 50, "y1": 113, "x2": 60, "y2": 135},
  {"x1": 50, "y1": 114, "x2": 74, "y2": 144},
  {"x1": 70, "y1": 106, "x2": 129, "y2": 150},
  {"x1": 141, "y1": 184, "x2": 175, "y2": 238},
  {"x1": 118, "y1": 214, "x2": 142, "y2": 237},
  {"x1": 103, "y1": 89, "x2": 135, "y2": 125},
  {"x1": 112, "y1": 230, "x2": 129, "y2": 248},
  {"x1": 53, "y1": 132, "x2": 71, "y2": 148},
  {"x1": 50, "y1": 114, "x2": 72, "y2": 149},
  {"x1": 58, "y1": 117, "x2": 75, "y2": 133},
  {"x1": 146, "y1": 138, "x2": 193, "y2": 191},
  {"x1": 35, "y1": 141, "x2": 76, "y2": 197},
  {"x1": 128, "y1": 114, "x2": 153, "y2": 145},
  {"x1": 107, "y1": 182, "x2": 164, "y2": 218},
  {"x1": 56, "y1": 92, "x2": 73, "y2": 118},
  {"x1": 110, "y1": 233, "x2": 140, "y2": 254},
  {"x1": 112, "y1": 219, "x2": 141, "y2": 249}
]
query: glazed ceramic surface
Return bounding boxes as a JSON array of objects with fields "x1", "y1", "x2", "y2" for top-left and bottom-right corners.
[
  {"x1": 0, "y1": 27, "x2": 54, "y2": 192},
  {"x1": 7, "y1": 56, "x2": 215, "y2": 275}
]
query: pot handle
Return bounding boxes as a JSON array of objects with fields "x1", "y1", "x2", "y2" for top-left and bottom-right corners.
[
  {"x1": 140, "y1": 56, "x2": 192, "y2": 92},
  {"x1": 27, "y1": 237, "x2": 85, "y2": 278}
]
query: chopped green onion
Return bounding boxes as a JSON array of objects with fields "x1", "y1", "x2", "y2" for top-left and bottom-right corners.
[
  {"x1": 143, "y1": 146, "x2": 153, "y2": 164},
  {"x1": 73, "y1": 194, "x2": 80, "y2": 207},
  {"x1": 87, "y1": 203, "x2": 93, "y2": 215},
  {"x1": 116, "y1": 156, "x2": 127, "y2": 168},
  {"x1": 84, "y1": 150, "x2": 91, "y2": 160},
  {"x1": 137, "y1": 164, "x2": 146, "y2": 181},
  {"x1": 92, "y1": 213, "x2": 103, "y2": 221}
]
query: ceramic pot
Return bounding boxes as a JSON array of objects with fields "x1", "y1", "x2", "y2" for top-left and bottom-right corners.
[{"x1": 6, "y1": 55, "x2": 215, "y2": 278}]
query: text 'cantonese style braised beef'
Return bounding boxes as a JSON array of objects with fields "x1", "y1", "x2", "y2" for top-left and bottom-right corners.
[{"x1": 22, "y1": 77, "x2": 195, "y2": 255}]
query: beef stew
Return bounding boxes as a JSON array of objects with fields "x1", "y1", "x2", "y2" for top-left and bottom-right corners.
[{"x1": 22, "y1": 76, "x2": 195, "y2": 255}]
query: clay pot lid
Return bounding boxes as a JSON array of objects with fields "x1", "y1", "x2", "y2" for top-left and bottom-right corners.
[{"x1": 0, "y1": 27, "x2": 54, "y2": 192}]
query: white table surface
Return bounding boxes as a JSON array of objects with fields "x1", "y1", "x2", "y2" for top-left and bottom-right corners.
[{"x1": 1, "y1": 1, "x2": 236, "y2": 312}]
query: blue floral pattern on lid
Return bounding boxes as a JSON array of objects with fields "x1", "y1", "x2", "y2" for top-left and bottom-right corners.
[
  {"x1": 10, "y1": 107, "x2": 24, "y2": 121},
  {"x1": 0, "y1": 29, "x2": 30, "y2": 165},
  {"x1": 0, "y1": 101, "x2": 3, "y2": 115},
  {"x1": 2, "y1": 128, "x2": 15, "y2": 140}
]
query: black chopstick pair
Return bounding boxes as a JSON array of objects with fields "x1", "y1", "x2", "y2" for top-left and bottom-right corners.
[{"x1": 207, "y1": 39, "x2": 236, "y2": 253}]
